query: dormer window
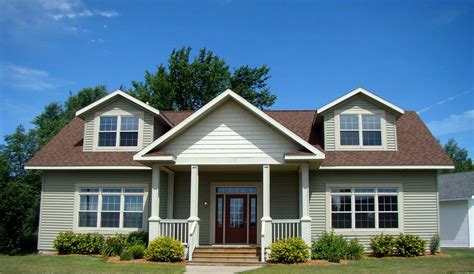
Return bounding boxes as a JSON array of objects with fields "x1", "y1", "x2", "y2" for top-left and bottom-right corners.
[
  {"x1": 97, "y1": 115, "x2": 140, "y2": 149},
  {"x1": 336, "y1": 111, "x2": 385, "y2": 150}
]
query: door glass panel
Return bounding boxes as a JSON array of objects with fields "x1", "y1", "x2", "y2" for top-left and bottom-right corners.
[
  {"x1": 250, "y1": 197, "x2": 256, "y2": 225},
  {"x1": 217, "y1": 196, "x2": 223, "y2": 228},
  {"x1": 229, "y1": 198, "x2": 244, "y2": 228}
]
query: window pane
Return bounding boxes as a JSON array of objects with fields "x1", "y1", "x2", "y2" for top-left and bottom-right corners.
[
  {"x1": 102, "y1": 195, "x2": 120, "y2": 211},
  {"x1": 378, "y1": 188, "x2": 397, "y2": 193},
  {"x1": 331, "y1": 188, "x2": 351, "y2": 193},
  {"x1": 79, "y1": 212, "x2": 97, "y2": 227},
  {"x1": 250, "y1": 197, "x2": 257, "y2": 225},
  {"x1": 229, "y1": 198, "x2": 244, "y2": 228},
  {"x1": 98, "y1": 132, "x2": 116, "y2": 146},
  {"x1": 80, "y1": 188, "x2": 99, "y2": 193},
  {"x1": 80, "y1": 195, "x2": 98, "y2": 210},
  {"x1": 331, "y1": 196, "x2": 351, "y2": 211},
  {"x1": 123, "y1": 213, "x2": 143, "y2": 228},
  {"x1": 379, "y1": 213, "x2": 398, "y2": 228},
  {"x1": 363, "y1": 131, "x2": 382, "y2": 146},
  {"x1": 125, "y1": 188, "x2": 144, "y2": 193},
  {"x1": 362, "y1": 114, "x2": 381, "y2": 130},
  {"x1": 340, "y1": 115, "x2": 359, "y2": 130},
  {"x1": 355, "y1": 188, "x2": 375, "y2": 193},
  {"x1": 355, "y1": 196, "x2": 375, "y2": 211},
  {"x1": 217, "y1": 196, "x2": 223, "y2": 227},
  {"x1": 120, "y1": 132, "x2": 138, "y2": 146},
  {"x1": 332, "y1": 213, "x2": 351, "y2": 228},
  {"x1": 355, "y1": 213, "x2": 375, "y2": 228},
  {"x1": 378, "y1": 196, "x2": 398, "y2": 211},
  {"x1": 340, "y1": 131, "x2": 360, "y2": 145},
  {"x1": 103, "y1": 188, "x2": 121, "y2": 193},
  {"x1": 99, "y1": 116, "x2": 117, "y2": 131},
  {"x1": 216, "y1": 187, "x2": 257, "y2": 194},
  {"x1": 121, "y1": 116, "x2": 139, "y2": 131},
  {"x1": 101, "y1": 212, "x2": 120, "y2": 227},
  {"x1": 124, "y1": 196, "x2": 143, "y2": 211}
]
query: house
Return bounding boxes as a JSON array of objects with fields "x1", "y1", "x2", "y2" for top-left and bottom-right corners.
[
  {"x1": 439, "y1": 171, "x2": 474, "y2": 248},
  {"x1": 26, "y1": 87, "x2": 454, "y2": 262}
]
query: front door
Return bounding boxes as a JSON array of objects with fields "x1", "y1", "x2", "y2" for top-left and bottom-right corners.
[{"x1": 225, "y1": 195, "x2": 247, "y2": 243}]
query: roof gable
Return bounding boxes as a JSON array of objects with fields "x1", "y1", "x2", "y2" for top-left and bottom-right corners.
[
  {"x1": 318, "y1": 87, "x2": 405, "y2": 115},
  {"x1": 135, "y1": 89, "x2": 325, "y2": 161}
]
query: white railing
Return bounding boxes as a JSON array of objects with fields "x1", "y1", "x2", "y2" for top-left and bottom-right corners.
[
  {"x1": 272, "y1": 219, "x2": 301, "y2": 242},
  {"x1": 159, "y1": 219, "x2": 188, "y2": 244},
  {"x1": 187, "y1": 221, "x2": 199, "y2": 261}
]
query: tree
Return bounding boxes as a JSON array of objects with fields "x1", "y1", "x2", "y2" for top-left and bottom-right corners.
[
  {"x1": 442, "y1": 138, "x2": 474, "y2": 174},
  {"x1": 130, "y1": 47, "x2": 276, "y2": 110}
]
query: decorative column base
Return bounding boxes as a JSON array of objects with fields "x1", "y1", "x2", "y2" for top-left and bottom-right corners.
[
  {"x1": 301, "y1": 216, "x2": 312, "y2": 257},
  {"x1": 261, "y1": 216, "x2": 272, "y2": 262},
  {"x1": 148, "y1": 216, "x2": 161, "y2": 242}
]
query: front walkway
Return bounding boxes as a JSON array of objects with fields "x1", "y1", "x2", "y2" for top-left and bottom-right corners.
[{"x1": 185, "y1": 265, "x2": 262, "y2": 274}]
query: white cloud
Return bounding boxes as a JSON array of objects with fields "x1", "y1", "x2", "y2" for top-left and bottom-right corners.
[
  {"x1": 427, "y1": 110, "x2": 474, "y2": 136},
  {"x1": 95, "y1": 10, "x2": 119, "y2": 18},
  {"x1": 0, "y1": 63, "x2": 71, "y2": 91}
]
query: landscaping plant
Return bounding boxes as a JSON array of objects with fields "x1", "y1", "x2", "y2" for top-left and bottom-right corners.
[
  {"x1": 312, "y1": 231, "x2": 348, "y2": 260},
  {"x1": 269, "y1": 237, "x2": 309, "y2": 263},
  {"x1": 145, "y1": 236, "x2": 184, "y2": 262},
  {"x1": 395, "y1": 234, "x2": 426, "y2": 257},
  {"x1": 346, "y1": 238, "x2": 364, "y2": 260},
  {"x1": 370, "y1": 234, "x2": 395, "y2": 257},
  {"x1": 101, "y1": 234, "x2": 128, "y2": 257},
  {"x1": 430, "y1": 234, "x2": 440, "y2": 255}
]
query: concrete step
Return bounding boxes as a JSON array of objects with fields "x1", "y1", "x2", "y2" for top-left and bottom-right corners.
[
  {"x1": 187, "y1": 261, "x2": 264, "y2": 266},
  {"x1": 190, "y1": 246, "x2": 262, "y2": 265},
  {"x1": 192, "y1": 256, "x2": 260, "y2": 263},
  {"x1": 193, "y1": 252, "x2": 259, "y2": 258},
  {"x1": 194, "y1": 247, "x2": 260, "y2": 253}
]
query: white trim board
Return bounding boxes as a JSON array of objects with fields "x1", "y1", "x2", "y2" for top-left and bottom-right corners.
[
  {"x1": 75, "y1": 90, "x2": 172, "y2": 127},
  {"x1": 134, "y1": 89, "x2": 325, "y2": 161},
  {"x1": 25, "y1": 166, "x2": 151, "y2": 170},
  {"x1": 318, "y1": 87, "x2": 405, "y2": 115},
  {"x1": 319, "y1": 165, "x2": 455, "y2": 170}
]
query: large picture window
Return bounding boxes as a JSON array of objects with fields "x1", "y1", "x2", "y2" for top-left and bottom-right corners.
[
  {"x1": 98, "y1": 115, "x2": 140, "y2": 148},
  {"x1": 338, "y1": 113, "x2": 383, "y2": 148},
  {"x1": 330, "y1": 186, "x2": 399, "y2": 230},
  {"x1": 78, "y1": 187, "x2": 146, "y2": 229}
]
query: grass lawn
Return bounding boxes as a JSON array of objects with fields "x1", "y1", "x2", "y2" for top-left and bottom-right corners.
[
  {"x1": 0, "y1": 254, "x2": 185, "y2": 274},
  {"x1": 243, "y1": 248, "x2": 474, "y2": 274}
]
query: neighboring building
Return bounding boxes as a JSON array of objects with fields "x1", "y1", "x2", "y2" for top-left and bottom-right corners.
[
  {"x1": 439, "y1": 171, "x2": 474, "y2": 248},
  {"x1": 26, "y1": 87, "x2": 454, "y2": 261}
]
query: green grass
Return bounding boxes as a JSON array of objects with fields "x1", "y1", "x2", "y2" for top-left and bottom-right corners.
[
  {"x1": 243, "y1": 248, "x2": 474, "y2": 274},
  {"x1": 0, "y1": 254, "x2": 185, "y2": 274}
]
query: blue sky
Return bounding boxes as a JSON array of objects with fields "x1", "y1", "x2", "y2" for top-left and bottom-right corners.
[{"x1": 0, "y1": 0, "x2": 473, "y2": 154}]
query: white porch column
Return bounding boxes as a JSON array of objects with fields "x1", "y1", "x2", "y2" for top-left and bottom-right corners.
[
  {"x1": 261, "y1": 164, "x2": 272, "y2": 262},
  {"x1": 299, "y1": 163, "x2": 312, "y2": 248},
  {"x1": 188, "y1": 165, "x2": 200, "y2": 249},
  {"x1": 167, "y1": 172, "x2": 175, "y2": 219},
  {"x1": 148, "y1": 164, "x2": 161, "y2": 242}
]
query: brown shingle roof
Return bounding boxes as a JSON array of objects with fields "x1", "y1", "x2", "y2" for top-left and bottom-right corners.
[{"x1": 26, "y1": 110, "x2": 452, "y2": 167}]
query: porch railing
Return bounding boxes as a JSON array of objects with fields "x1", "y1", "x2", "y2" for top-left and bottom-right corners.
[
  {"x1": 159, "y1": 219, "x2": 188, "y2": 244},
  {"x1": 271, "y1": 219, "x2": 301, "y2": 242}
]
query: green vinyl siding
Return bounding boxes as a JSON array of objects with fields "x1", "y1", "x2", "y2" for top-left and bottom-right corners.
[
  {"x1": 309, "y1": 170, "x2": 439, "y2": 249},
  {"x1": 38, "y1": 170, "x2": 169, "y2": 251},
  {"x1": 323, "y1": 95, "x2": 397, "y2": 151}
]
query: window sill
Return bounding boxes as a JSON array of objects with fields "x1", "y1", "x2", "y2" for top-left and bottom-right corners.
[
  {"x1": 331, "y1": 229, "x2": 400, "y2": 236},
  {"x1": 74, "y1": 227, "x2": 145, "y2": 234}
]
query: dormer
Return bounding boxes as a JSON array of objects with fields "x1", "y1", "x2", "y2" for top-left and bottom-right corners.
[
  {"x1": 76, "y1": 90, "x2": 172, "y2": 152},
  {"x1": 318, "y1": 87, "x2": 404, "y2": 151}
]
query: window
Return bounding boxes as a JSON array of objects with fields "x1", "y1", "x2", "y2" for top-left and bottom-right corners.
[
  {"x1": 98, "y1": 115, "x2": 140, "y2": 148},
  {"x1": 78, "y1": 187, "x2": 146, "y2": 229},
  {"x1": 338, "y1": 113, "x2": 383, "y2": 148},
  {"x1": 330, "y1": 187, "x2": 399, "y2": 230}
]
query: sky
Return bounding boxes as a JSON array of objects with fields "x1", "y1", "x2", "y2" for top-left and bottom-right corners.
[{"x1": 0, "y1": 0, "x2": 473, "y2": 155}]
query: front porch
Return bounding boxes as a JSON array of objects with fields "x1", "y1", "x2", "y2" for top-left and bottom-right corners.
[{"x1": 147, "y1": 164, "x2": 312, "y2": 262}]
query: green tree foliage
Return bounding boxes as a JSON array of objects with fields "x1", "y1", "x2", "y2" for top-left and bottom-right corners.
[
  {"x1": 442, "y1": 138, "x2": 474, "y2": 174},
  {"x1": 0, "y1": 86, "x2": 107, "y2": 254},
  {"x1": 130, "y1": 47, "x2": 276, "y2": 110}
]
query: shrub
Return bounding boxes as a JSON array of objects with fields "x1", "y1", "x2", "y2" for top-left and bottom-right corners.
[
  {"x1": 145, "y1": 236, "x2": 184, "y2": 262},
  {"x1": 101, "y1": 234, "x2": 128, "y2": 256},
  {"x1": 74, "y1": 233, "x2": 104, "y2": 254},
  {"x1": 120, "y1": 249, "x2": 134, "y2": 261},
  {"x1": 395, "y1": 234, "x2": 426, "y2": 257},
  {"x1": 370, "y1": 234, "x2": 395, "y2": 257},
  {"x1": 122, "y1": 244, "x2": 145, "y2": 260},
  {"x1": 269, "y1": 237, "x2": 309, "y2": 263},
  {"x1": 430, "y1": 234, "x2": 440, "y2": 255},
  {"x1": 327, "y1": 250, "x2": 342, "y2": 263},
  {"x1": 54, "y1": 232, "x2": 77, "y2": 254},
  {"x1": 346, "y1": 238, "x2": 364, "y2": 260},
  {"x1": 127, "y1": 231, "x2": 148, "y2": 247},
  {"x1": 312, "y1": 231, "x2": 348, "y2": 260}
]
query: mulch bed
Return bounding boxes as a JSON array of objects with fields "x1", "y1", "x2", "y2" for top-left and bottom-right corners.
[{"x1": 106, "y1": 256, "x2": 186, "y2": 265}]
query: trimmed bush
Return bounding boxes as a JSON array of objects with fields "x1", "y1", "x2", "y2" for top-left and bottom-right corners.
[
  {"x1": 370, "y1": 234, "x2": 395, "y2": 257},
  {"x1": 53, "y1": 232, "x2": 77, "y2": 254},
  {"x1": 145, "y1": 236, "x2": 184, "y2": 262},
  {"x1": 312, "y1": 231, "x2": 348, "y2": 260},
  {"x1": 269, "y1": 237, "x2": 309, "y2": 263},
  {"x1": 127, "y1": 231, "x2": 148, "y2": 247},
  {"x1": 395, "y1": 234, "x2": 426, "y2": 257},
  {"x1": 430, "y1": 234, "x2": 440, "y2": 255},
  {"x1": 53, "y1": 232, "x2": 104, "y2": 255},
  {"x1": 346, "y1": 238, "x2": 364, "y2": 260},
  {"x1": 327, "y1": 250, "x2": 342, "y2": 263},
  {"x1": 101, "y1": 234, "x2": 128, "y2": 256}
]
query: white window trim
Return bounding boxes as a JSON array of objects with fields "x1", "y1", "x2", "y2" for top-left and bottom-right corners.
[
  {"x1": 73, "y1": 183, "x2": 149, "y2": 233},
  {"x1": 325, "y1": 183, "x2": 404, "y2": 235},
  {"x1": 335, "y1": 109, "x2": 387, "y2": 150},
  {"x1": 93, "y1": 109, "x2": 145, "y2": 151}
]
